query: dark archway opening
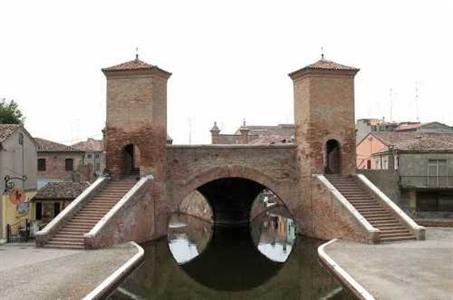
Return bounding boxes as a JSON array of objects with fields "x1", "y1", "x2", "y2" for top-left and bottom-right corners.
[
  {"x1": 122, "y1": 144, "x2": 140, "y2": 176},
  {"x1": 197, "y1": 178, "x2": 267, "y2": 226},
  {"x1": 325, "y1": 139, "x2": 341, "y2": 174}
]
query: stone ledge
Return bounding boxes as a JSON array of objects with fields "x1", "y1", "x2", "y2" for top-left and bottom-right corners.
[
  {"x1": 318, "y1": 239, "x2": 375, "y2": 300},
  {"x1": 82, "y1": 241, "x2": 144, "y2": 300}
]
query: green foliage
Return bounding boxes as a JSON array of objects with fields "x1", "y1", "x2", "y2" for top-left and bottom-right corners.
[{"x1": 0, "y1": 98, "x2": 24, "y2": 124}]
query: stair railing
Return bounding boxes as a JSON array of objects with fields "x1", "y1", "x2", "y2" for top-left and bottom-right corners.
[
  {"x1": 356, "y1": 174, "x2": 425, "y2": 240},
  {"x1": 35, "y1": 176, "x2": 110, "y2": 247},
  {"x1": 84, "y1": 175, "x2": 153, "y2": 249}
]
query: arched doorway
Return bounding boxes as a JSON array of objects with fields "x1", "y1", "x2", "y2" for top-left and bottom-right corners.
[
  {"x1": 122, "y1": 144, "x2": 140, "y2": 176},
  {"x1": 325, "y1": 139, "x2": 341, "y2": 174}
]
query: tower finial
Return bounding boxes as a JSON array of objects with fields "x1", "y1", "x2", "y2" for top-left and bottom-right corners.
[
  {"x1": 242, "y1": 118, "x2": 246, "y2": 127},
  {"x1": 135, "y1": 47, "x2": 139, "y2": 61},
  {"x1": 321, "y1": 46, "x2": 325, "y2": 60}
]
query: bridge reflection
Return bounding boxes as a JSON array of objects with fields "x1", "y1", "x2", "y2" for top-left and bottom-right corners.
[{"x1": 109, "y1": 208, "x2": 351, "y2": 299}]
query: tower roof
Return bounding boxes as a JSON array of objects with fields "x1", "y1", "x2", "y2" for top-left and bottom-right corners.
[
  {"x1": 210, "y1": 121, "x2": 220, "y2": 132},
  {"x1": 289, "y1": 58, "x2": 359, "y2": 79},
  {"x1": 102, "y1": 55, "x2": 171, "y2": 77}
]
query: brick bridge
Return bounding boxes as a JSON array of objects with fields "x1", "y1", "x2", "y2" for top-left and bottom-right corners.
[
  {"x1": 166, "y1": 144, "x2": 299, "y2": 225},
  {"x1": 36, "y1": 56, "x2": 425, "y2": 249}
]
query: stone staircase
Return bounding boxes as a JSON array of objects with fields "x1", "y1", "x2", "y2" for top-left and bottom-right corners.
[
  {"x1": 44, "y1": 178, "x2": 137, "y2": 249},
  {"x1": 326, "y1": 175, "x2": 416, "y2": 242}
]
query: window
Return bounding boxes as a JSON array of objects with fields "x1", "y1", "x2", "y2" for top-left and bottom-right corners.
[
  {"x1": 38, "y1": 158, "x2": 46, "y2": 171},
  {"x1": 95, "y1": 154, "x2": 100, "y2": 159},
  {"x1": 65, "y1": 158, "x2": 74, "y2": 171},
  {"x1": 87, "y1": 154, "x2": 92, "y2": 159},
  {"x1": 366, "y1": 160, "x2": 371, "y2": 169},
  {"x1": 427, "y1": 159, "x2": 447, "y2": 186},
  {"x1": 95, "y1": 162, "x2": 101, "y2": 171}
]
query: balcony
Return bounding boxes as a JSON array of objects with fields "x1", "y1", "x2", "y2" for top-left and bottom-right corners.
[{"x1": 400, "y1": 176, "x2": 453, "y2": 189}]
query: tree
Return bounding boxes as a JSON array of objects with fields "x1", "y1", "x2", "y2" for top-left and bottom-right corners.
[{"x1": 0, "y1": 98, "x2": 25, "y2": 124}]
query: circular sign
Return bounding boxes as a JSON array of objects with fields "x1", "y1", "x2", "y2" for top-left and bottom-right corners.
[{"x1": 9, "y1": 188, "x2": 26, "y2": 205}]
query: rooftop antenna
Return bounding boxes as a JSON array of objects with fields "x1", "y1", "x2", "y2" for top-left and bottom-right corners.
[
  {"x1": 414, "y1": 82, "x2": 420, "y2": 122},
  {"x1": 389, "y1": 88, "x2": 393, "y2": 122},
  {"x1": 321, "y1": 46, "x2": 325, "y2": 60},
  {"x1": 135, "y1": 47, "x2": 139, "y2": 61}
]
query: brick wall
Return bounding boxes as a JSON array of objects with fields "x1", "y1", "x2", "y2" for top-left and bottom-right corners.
[{"x1": 38, "y1": 152, "x2": 85, "y2": 181}]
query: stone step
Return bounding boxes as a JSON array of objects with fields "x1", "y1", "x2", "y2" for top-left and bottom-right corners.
[
  {"x1": 361, "y1": 212, "x2": 392, "y2": 217},
  {"x1": 366, "y1": 216, "x2": 395, "y2": 221},
  {"x1": 354, "y1": 205, "x2": 383, "y2": 209},
  {"x1": 76, "y1": 209, "x2": 110, "y2": 217},
  {"x1": 375, "y1": 224, "x2": 406, "y2": 229},
  {"x1": 380, "y1": 231, "x2": 414, "y2": 237},
  {"x1": 51, "y1": 236, "x2": 84, "y2": 242},
  {"x1": 380, "y1": 228, "x2": 411, "y2": 234},
  {"x1": 380, "y1": 236, "x2": 416, "y2": 242},
  {"x1": 65, "y1": 221, "x2": 98, "y2": 227},
  {"x1": 45, "y1": 242, "x2": 85, "y2": 249},
  {"x1": 55, "y1": 231, "x2": 85, "y2": 237}
]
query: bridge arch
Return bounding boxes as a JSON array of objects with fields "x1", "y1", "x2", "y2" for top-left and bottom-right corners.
[{"x1": 173, "y1": 165, "x2": 292, "y2": 225}]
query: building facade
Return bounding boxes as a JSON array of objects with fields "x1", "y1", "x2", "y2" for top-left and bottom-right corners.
[
  {"x1": 31, "y1": 181, "x2": 89, "y2": 229},
  {"x1": 0, "y1": 125, "x2": 37, "y2": 241},
  {"x1": 72, "y1": 138, "x2": 105, "y2": 178},
  {"x1": 357, "y1": 131, "x2": 453, "y2": 218},
  {"x1": 36, "y1": 138, "x2": 89, "y2": 188}
]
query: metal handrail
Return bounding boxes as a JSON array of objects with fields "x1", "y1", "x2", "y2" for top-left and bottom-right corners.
[{"x1": 6, "y1": 218, "x2": 30, "y2": 243}]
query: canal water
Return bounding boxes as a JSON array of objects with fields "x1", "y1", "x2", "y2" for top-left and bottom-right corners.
[{"x1": 109, "y1": 207, "x2": 354, "y2": 299}]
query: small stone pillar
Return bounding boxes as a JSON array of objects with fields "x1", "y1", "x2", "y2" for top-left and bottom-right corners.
[
  {"x1": 388, "y1": 145, "x2": 395, "y2": 170},
  {"x1": 210, "y1": 122, "x2": 220, "y2": 144},
  {"x1": 239, "y1": 120, "x2": 250, "y2": 144}
]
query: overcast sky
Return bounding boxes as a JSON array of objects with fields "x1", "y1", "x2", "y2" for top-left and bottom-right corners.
[{"x1": 1, "y1": 1, "x2": 452, "y2": 144}]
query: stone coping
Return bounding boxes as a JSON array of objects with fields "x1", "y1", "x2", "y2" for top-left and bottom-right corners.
[
  {"x1": 316, "y1": 175, "x2": 379, "y2": 243},
  {"x1": 83, "y1": 241, "x2": 144, "y2": 300},
  {"x1": 357, "y1": 174, "x2": 425, "y2": 240},
  {"x1": 167, "y1": 144, "x2": 296, "y2": 149},
  {"x1": 318, "y1": 239, "x2": 375, "y2": 300},
  {"x1": 85, "y1": 175, "x2": 153, "y2": 243},
  {"x1": 35, "y1": 176, "x2": 109, "y2": 246}
]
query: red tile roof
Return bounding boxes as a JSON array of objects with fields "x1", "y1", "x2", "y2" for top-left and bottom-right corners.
[
  {"x1": 102, "y1": 56, "x2": 171, "y2": 77},
  {"x1": 0, "y1": 124, "x2": 20, "y2": 142},
  {"x1": 372, "y1": 132, "x2": 453, "y2": 153},
  {"x1": 304, "y1": 59, "x2": 358, "y2": 71},
  {"x1": 102, "y1": 57, "x2": 155, "y2": 72},
  {"x1": 35, "y1": 138, "x2": 83, "y2": 152},
  {"x1": 33, "y1": 181, "x2": 90, "y2": 200},
  {"x1": 289, "y1": 58, "x2": 359, "y2": 78},
  {"x1": 72, "y1": 138, "x2": 103, "y2": 152}
]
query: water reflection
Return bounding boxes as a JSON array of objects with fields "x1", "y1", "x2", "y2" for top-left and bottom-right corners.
[
  {"x1": 251, "y1": 206, "x2": 296, "y2": 262},
  {"x1": 110, "y1": 208, "x2": 354, "y2": 299},
  {"x1": 168, "y1": 214, "x2": 212, "y2": 264}
]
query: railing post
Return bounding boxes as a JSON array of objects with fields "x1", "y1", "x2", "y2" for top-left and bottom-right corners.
[{"x1": 6, "y1": 224, "x2": 11, "y2": 243}]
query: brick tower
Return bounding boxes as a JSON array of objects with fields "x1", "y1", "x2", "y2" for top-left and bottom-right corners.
[
  {"x1": 289, "y1": 57, "x2": 359, "y2": 177},
  {"x1": 102, "y1": 55, "x2": 171, "y2": 179}
]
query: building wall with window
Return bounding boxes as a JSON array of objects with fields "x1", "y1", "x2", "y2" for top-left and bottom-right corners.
[
  {"x1": 83, "y1": 151, "x2": 105, "y2": 177},
  {"x1": 393, "y1": 152, "x2": 453, "y2": 217},
  {"x1": 356, "y1": 134, "x2": 387, "y2": 169},
  {"x1": 37, "y1": 152, "x2": 85, "y2": 187}
]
